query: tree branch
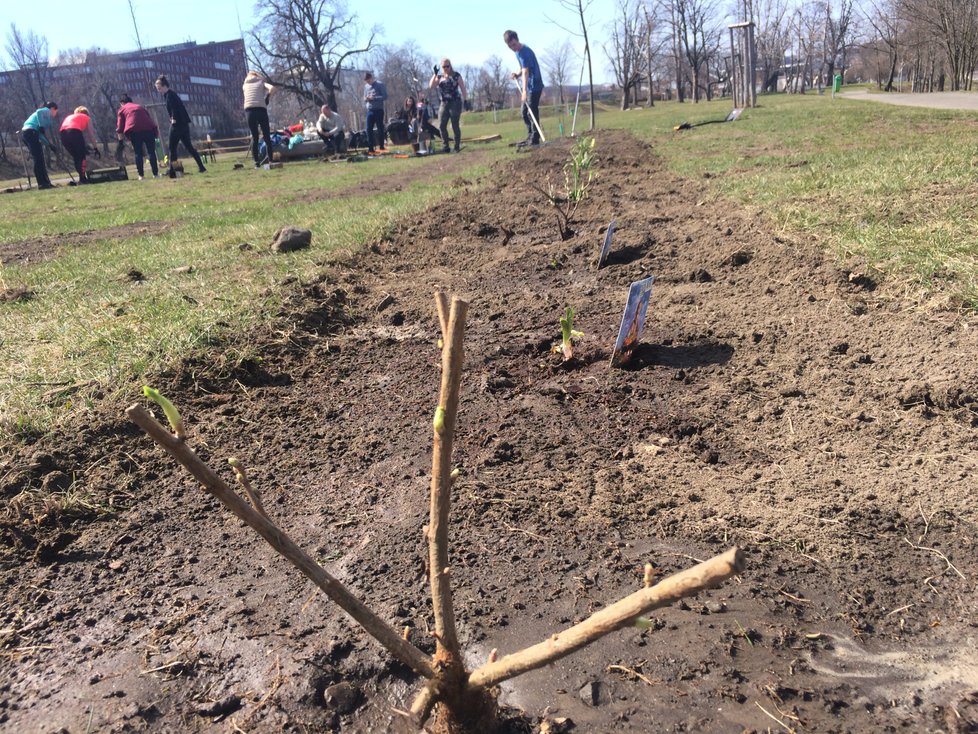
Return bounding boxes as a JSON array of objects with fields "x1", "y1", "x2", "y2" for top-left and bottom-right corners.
[
  {"x1": 428, "y1": 296, "x2": 469, "y2": 664},
  {"x1": 467, "y1": 546, "x2": 745, "y2": 690}
]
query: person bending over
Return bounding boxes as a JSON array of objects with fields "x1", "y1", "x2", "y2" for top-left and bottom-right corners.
[
  {"x1": 21, "y1": 102, "x2": 59, "y2": 189},
  {"x1": 60, "y1": 105, "x2": 98, "y2": 183},
  {"x1": 116, "y1": 95, "x2": 160, "y2": 179}
]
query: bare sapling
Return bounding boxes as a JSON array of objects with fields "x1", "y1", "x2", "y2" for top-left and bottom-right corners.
[
  {"x1": 127, "y1": 291, "x2": 745, "y2": 732},
  {"x1": 529, "y1": 136, "x2": 596, "y2": 241}
]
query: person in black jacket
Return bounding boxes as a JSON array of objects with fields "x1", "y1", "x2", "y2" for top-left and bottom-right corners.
[{"x1": 155, "y1": 75, "x2": 206, "y2": 176}]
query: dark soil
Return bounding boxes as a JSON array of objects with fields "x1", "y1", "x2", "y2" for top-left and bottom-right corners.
[
  {"x1": 0, "y1": 221, "x2": 171, "y2": 266},
  {"x1": 1, "y1": 129, "x2": 976, "y2": 734}
]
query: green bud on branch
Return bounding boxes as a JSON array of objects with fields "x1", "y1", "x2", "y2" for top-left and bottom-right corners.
[
  {"x1": 433, "y1": 406, "x2": 446, "y2": 433},
  {"x1": 143, "y1": 386, "x2": 186, "y2": 439}
]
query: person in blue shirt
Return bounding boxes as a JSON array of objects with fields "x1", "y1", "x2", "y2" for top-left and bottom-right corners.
[
  {"x1": 21, "y1": 102, "x2": 60, "y2": 189},
  {"x1": 363, "y1": 71, "x2": 388, "y2": 154},
  {"x1": 504, "y1": 30, "x2": 544, "y2": 147}
]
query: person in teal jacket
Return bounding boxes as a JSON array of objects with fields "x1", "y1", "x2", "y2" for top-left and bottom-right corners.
[{"x1": 21, "y1": 102, "x2": 60, "y2": 189}]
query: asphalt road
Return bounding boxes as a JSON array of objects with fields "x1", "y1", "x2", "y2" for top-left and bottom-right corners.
[{"x1": 840, "y1": 87, "x2": 978, "y2": 110}]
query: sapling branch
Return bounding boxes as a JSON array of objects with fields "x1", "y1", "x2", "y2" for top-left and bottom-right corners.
[
  {"x1": 467, "y1": 546, "x2": 745, "y2": 690},
  {"x1": 434, "y1": 290, "x2": 450, "y2": 346},
  {"x1": 228, "y1": 457, "x2": 268, "y2": 521},
  {"x1": 428, "y1": 296, "x2": 469, "y2": 669},
  {"x1": 126, "y1": 403, "x2": 435, "y2": 680}
]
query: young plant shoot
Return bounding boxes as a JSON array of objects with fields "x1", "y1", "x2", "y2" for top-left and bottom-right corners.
[{"x1": 558, "y1": 307, "x2": 584, "y2": 361}]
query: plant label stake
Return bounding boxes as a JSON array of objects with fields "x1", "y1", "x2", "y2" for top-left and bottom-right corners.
[
  {"x1": 610, "y1": 276, "x2": 655, "y2": 368},
  {"x1": 597, "y1": 219, "x2": 615, "y2": 269}
]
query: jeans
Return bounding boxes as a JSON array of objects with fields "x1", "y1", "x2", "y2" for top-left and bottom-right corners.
[
  {"x1": 168, "y1": 123, "x2": 205, "y2": 171},
  {"x1": 21, "y1": 128, "x2": 52, "y2": 187},
  {"x1": 438, "y1": 98, "x2": 462, "y2": 151},
  {"x1": 366, "y1": 107, "x2": 385, "y2": 151},
  {"x1": 246, "y1": 107, "x2": 273, "y2": 163},
  {"x1": 522, "y1": 89, "x2": 543, "y2": 143},
  {"x1": 128, "y1": 130, "x2": 159, "y2": 177}
]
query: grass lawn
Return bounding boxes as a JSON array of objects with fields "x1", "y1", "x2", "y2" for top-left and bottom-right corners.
[{"x1": 2, "y1": 92, "x2": 976, "y2": 439}]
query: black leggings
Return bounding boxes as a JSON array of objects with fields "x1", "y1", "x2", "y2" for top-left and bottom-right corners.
[
  {"x1": 246, "y1": 107, "x2": 273, "y2": 163},
  {"x1": 168, "y1": 123, "x2": 205, "y2": 170},
  {"x1": 60, "y1": 129, "x2": 88, "y2": 180},
  {"x1": 438, "y1": 98, "x2": 462, "y2": 150}
]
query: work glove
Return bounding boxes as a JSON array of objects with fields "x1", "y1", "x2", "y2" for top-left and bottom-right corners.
[{"x1": 433, "y1": 65, "x2": 439, "y2": 75}]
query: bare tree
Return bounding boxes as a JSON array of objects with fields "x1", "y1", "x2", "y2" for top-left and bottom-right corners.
[
  {"x1": 863, "y1": 0, "x2": 902, "y2": 91},
  {"x1": 900, "y1": 0, "x2": 978, "y2": 91},
  {"x1": 751, "y1": 0, "x2": 793, "y2": 92},
  {"x1": 820, "y1": 0, "x2": 856, "y2": 85},
  {"x1": 5, "y1": 24, "x2": 53, "y2": 117},
  {"x1": 473, "y1": 55, "x2": 511, "y2": 111},
  {"x1": 543, "y1": 40, "x2": 575, "y2": 104},
  {"x1": 640, "y1": 2, "x2": 669, "y2": 106},
  {"x1": 669, "y1": 0, "x2": 723, "y2": 102},
  {"x1": 371, "y1": 42, "x2": 434, "y2": 112},
  {"x1": 248, "y1": 0, "x2": 377, "y2": 114},
  {"x1": 606, "y1": 0, "x2": 646, "y2": 108},
  {"x1": 553, "y1": 0, "x2": 597, "y2": 130}
]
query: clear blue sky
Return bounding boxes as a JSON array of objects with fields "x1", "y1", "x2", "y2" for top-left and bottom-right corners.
[{"x1": 7, "y1": 0, "x2": 618, "y2": 80}]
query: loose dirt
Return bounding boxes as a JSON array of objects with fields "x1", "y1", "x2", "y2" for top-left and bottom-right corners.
[{"x1": 1, "y1": 129, "x2": 976, "y2": 733}]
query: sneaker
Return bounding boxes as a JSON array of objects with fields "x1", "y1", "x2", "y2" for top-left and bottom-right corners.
[
  {"x1": 38, "y1": 183, "x2": 55, "y2": 190},
  {"x1": 137, "y1": 175, "x2": 144, "y2": 180},
  {"x1": 454, "y1": 145, "x2": 461, "y2": 153},
  {"x1": 153, "y1": 174, "x2": 161, "y2": 178},
  {"x1": 515, "y1": 139, "x2": 530, "y2": 148},
  {"x1": 441, "y1": 146, "x2": 450, "y2": 154},
  {"x1": 198, "y1": 166, "x2": 207, "y2": 173}
]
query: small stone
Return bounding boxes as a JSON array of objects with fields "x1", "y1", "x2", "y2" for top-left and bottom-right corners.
[
  {"x1": 323, "y1": 682, "x2": 361, "y2": 714},
  {"x1": 705, "y1": 600, "x2": 726, "y2": 614},
  {"x1": 579, "y1": 680, "x2": 606, "y2": 706},
  {"x1": 271, "y1": 226, "x2": 312, "y2": 253}
]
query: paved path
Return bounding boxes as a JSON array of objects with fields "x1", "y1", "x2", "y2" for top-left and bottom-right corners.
[{"x1": 840, "y1": 88, "x2": 978, "y2": 111}]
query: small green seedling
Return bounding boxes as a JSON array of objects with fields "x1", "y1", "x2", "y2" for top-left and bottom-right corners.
[
  {"x1": 557, "y1": 307, "x2": 584, "y2": 361},
  {"x1": 143, "y1": 386, "x2": 186, "y2": 439}
]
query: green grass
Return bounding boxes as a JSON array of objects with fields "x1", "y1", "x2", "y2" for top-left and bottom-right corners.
[
  {"x1": 591, "y1": 94, "x2": 978, "y2": 308},
  {"x1": 0, "y1": 151, "x2": 508, "y2": 439},
  {"x1": 3, "y1": 93, "x2": 978, "y2": 440}
]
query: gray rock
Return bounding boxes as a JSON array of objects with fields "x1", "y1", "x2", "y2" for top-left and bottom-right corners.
[
  {"x1": 579, "y1": 680, "x2": 608, "y2": 706},
  {"x1": 271, "y1": 227, "x2": 312, "y2": 253},
  {"x1": 324, "y1": 682, "x2": 361, "y2": 714}
]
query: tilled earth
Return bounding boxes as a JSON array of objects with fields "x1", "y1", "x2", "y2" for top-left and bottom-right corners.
[{"x1": 1, "y1": 129, "x2": 977, "y2": 733}]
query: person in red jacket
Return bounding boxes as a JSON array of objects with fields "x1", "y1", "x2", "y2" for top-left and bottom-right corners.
[
  {"x1": 116, "y1": 94, "x2": 160, "y2": 179},
  {"x1": 59, "y1": 106, "x2": 99, "y2": 183}
]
